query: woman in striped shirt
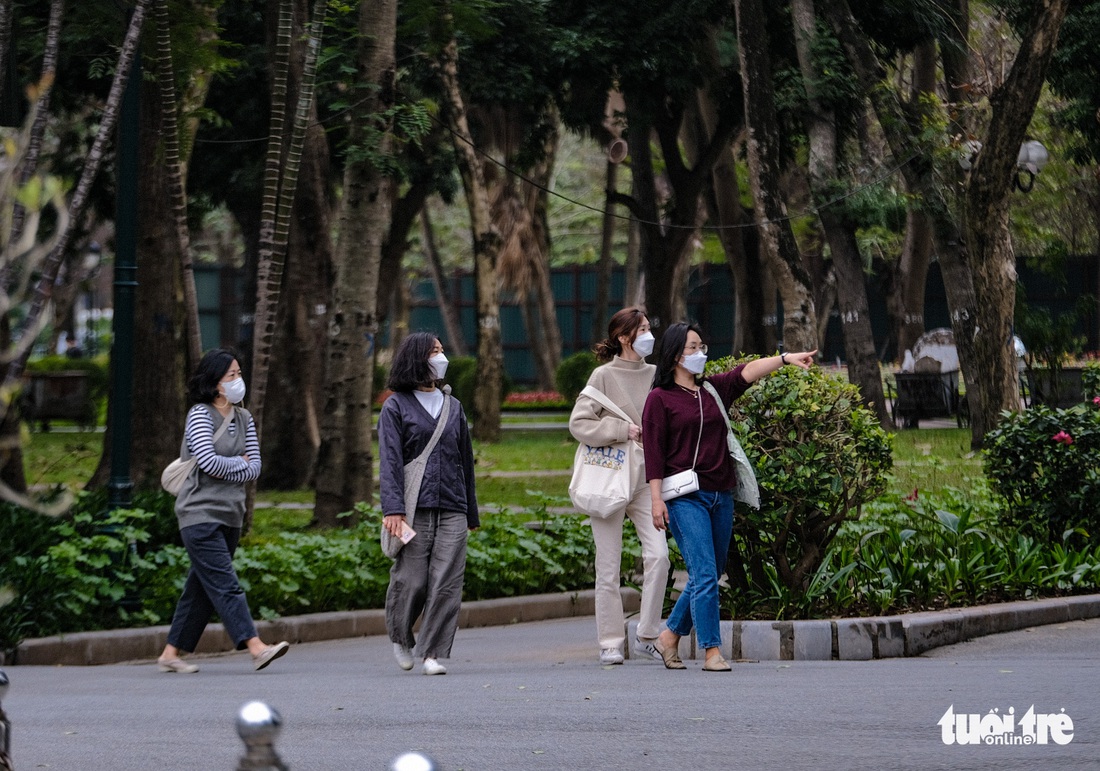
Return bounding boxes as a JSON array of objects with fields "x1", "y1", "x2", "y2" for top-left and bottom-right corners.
[{"x1": 156, "y1": 348, "x2": 289, "y2": 674}]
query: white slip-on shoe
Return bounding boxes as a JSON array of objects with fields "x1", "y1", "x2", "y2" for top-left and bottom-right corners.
[
  {"x1": 599, "y1": 648, "x2": 625, "y2": 665},
  {"x1": 422, "y1": 657, "x2": 447, "y2": 675},
  {"x1": 393, "y1": 643, "x2": 414, "y2": 671},
  {"x1": 157, "y1": 657, "x2": 199, "y2": 674},
  {"x1": 253, "y1": 641, "x2": 290, "y2": 671}
]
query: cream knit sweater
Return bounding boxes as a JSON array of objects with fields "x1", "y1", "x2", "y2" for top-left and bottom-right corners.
[{"x1": 568, "y1": 356, "x2": 654, "y2": 448}]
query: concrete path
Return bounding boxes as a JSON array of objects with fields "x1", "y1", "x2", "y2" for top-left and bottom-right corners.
[{"x1": 5, "y1": 615, "x2": 1100, "y2": 770}]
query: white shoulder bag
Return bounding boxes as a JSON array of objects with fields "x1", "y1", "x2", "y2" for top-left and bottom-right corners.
[{"x1": 161, "y1": 408, "x2": 235, "y2": 496}]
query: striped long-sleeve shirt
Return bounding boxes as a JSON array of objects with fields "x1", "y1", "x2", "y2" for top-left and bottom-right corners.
[{"x1": 184, "y1": 404, "x2": 262, "y2": 483}]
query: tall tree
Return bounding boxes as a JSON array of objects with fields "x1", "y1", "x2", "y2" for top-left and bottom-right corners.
[
  {"x1": 313, "y1": 0, "x2": 397, "y2": 523},
  {"x1": 824, "y1": 0, "x2": 1069, "y2": 445},
  {"x1": 249, "y1": 0, "x2": 327, "y2": 447},
  {"x1": 152, "y1": 0, "x2": 203, "y2": 368},
  {"x1": 790, "y1": 0, "x2": 888, "y2": 424},
  {"x1": 734, "y1": 0, "x2": 819, "y2": 352},
  {"x1": 435, "y1": 3, "x2": 504, "y2": 442}
]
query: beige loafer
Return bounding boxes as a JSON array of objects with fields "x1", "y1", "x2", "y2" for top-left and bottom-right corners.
[
  {"x1": 253, "y1": 641, "x2": 290, "y2": 671},
  {"x1": 157, "y1": 657, "x2": 199, "y2": 674},
  {"x1": 655, "y1": 639, "x2": 686, "y2": 670},
  {"x1": 702, "y1": 653, "x2": 732, "y2": 672}
]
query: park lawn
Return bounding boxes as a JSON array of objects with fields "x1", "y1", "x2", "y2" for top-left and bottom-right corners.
[{"x1": 22, "y1": 423, "x2": 983, "y2": 532}]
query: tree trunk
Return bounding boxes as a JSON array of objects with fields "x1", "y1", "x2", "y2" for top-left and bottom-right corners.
[
  {"x1": 259, "y1": 0, "x2": 335, "y2": 491},
  {"x1": 962, "y1": 0, "x2": 1069, "y2": 435},
  {"x1": 686, "y1": 90, "x2": 769, "y2": 355},
  {"x1": 250, "y1": 0, "x2": 327, "y2": 440},
  {"x1": 436, "y1": 25, "x2": 503, "y2": 441},
  {"x1": 734, "y1": 0, "x2": 818, "y2": 352},
  {"x1": 377, "y1": 177, "x2": 433, "y2": 329},
  {"x1": 790, "y1": 0, "x2": 888, "y2": 426},
  {"x1": 593, "y1": 160, "x2": 617, "y2": 339},
  {"x1": 886, "y1": 41, "x2": 937, "y2": 362},
  {"x1": 312, "y1": 0, "x2": 395, "y2": 524},
  {"x1": 152, "y1": 0, "x2": 203, "y2": 369},
  {"x1": 261, "y1": 118, "x2": 331, "y2": 490},
  {"x1": 522, "y1": 131, "x2": 562, "y2": 390},
  {"x1": 420, "y1": 206, "x2": 467, "y2": 356}
]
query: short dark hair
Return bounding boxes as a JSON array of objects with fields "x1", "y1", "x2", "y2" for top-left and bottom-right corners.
[
  {"x1": 188, "y1": 348, "x2": 239, "y2": 404},
  {"x1": 387, "y1": 332, "x2": 440, "y2": 392},
  {"x1": 652, "y1": 322, "x2": 703, "y2": 389}
]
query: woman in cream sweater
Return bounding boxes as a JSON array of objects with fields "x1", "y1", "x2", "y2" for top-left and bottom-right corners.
[{"x1": 568, "y1": 308, "x2": 670, "y2": 665}]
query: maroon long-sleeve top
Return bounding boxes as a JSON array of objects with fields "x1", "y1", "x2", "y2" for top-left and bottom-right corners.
[{"x1": 642, "y1": 365, "x2": 751, "y2": 492}]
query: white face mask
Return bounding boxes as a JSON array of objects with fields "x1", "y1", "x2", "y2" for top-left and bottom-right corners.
[
  {"x1": 682, "y1": 351, "x2": 707, "y2": 375},
  {"x1": 223, "y1": 377, "x2": 246, "y2": 404},
  {"x1": 632, "y1": 331, "x2": 655, "y2": 358},
  {"x1": 428, "y1": 353, "x2": 449, "y2": 381}
]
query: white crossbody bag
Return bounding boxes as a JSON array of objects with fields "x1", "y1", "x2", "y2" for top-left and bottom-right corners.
[{"x1": 660, "y1": 388, "x2": 703, "y2": 501}]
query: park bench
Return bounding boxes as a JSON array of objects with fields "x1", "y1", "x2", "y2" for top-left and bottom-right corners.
[
  {"x1": 887, "y1": 370, "x2": 966, "y2": 429},
  {"x1": 1023, "y1": 366, "x2": 1084, "y2": 409},
  {"x1": 21, "y1": 371, "x2": 96, "y2": 431}
]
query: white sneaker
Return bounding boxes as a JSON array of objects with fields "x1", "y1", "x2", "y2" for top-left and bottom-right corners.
[
  {"x1": 393, "y1": 643, "x2": 414, "y2": 671},
  {"x1": 422, "y1": 657, "x2": 447, "y2": 675},
  {"x1": 599, "y1": 648, "x2": 624, "y2": 665},
  {"x1": 632, "y1": 636, "x2": 663, "y2": 662}
]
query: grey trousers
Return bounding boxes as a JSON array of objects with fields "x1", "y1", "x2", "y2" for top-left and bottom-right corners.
[
  {"x1": 167, "y1": 522, "x2": 258, "y2": 652},
  {"x1": 385, "y1": 508, "x2": 468, "y2": 659}
]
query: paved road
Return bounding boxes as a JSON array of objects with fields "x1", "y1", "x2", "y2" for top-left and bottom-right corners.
[{"x1": 5, "y1": 616, "x2": 1099, "y2": 770}]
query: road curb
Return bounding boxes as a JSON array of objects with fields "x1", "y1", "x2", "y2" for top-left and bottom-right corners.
[
  {"x1": 627, "y1": 594, "x2": 1100, "y2": 662},
  {"x1": 12, "y1": 591, "x2": 1100, "y2": 666},
  {"x1": 10, "y1": 588, "x2": 639, "y2": 667}
]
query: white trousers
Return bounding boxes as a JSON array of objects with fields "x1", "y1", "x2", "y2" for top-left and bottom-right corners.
[{"x1": 590, "y1": 485, "x2": 670, "y2": 651}]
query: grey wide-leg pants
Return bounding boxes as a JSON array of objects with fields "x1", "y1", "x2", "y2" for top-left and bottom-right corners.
[{"x1": 385, "y1": 508, "x2": 468, "y2": 659}]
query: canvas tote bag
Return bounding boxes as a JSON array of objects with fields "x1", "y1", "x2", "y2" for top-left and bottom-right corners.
[{"x1": 568, "y1": 386, "x2": 642, "y2": 518}]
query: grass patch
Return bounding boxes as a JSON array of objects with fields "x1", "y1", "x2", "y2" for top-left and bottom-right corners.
[
  {"x1": 22, "y1": 429, "x2": 102, "y2": 488},
  {"x1": 22, "y1": 423, "x2": 983, "y2": 520},
  {"x1": 888, "y1": 428, "x2": 983, "y2": 495}
]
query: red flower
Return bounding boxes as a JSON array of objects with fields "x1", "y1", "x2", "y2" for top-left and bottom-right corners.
[
  {"x1": 1093, "y1": 396, "x2": 1100, "y2": 405},
  {"x1": 1052, "y1": 430, "x2": 1074, "y2": 446},
  {"x1": 905, "y1": 488, "x2": 919, "y2": 501}
]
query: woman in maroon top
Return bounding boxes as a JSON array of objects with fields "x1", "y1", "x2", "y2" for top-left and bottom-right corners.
[{"x1": 642, "y1": 322, "x2": 815, "y2": 671}]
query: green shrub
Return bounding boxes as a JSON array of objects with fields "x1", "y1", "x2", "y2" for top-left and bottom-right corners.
[
  {"x1": 448, "y1": 356, "x2": 513, "y2": 415},
  {"x1": 984, "y1": 404, "x2": 1100, "y2": 544},
  {"x1": 555, "y1": 351, "x2": 599, "y2": 403},
  {"x1": 717, "y1": 357, "x2": 893, "y2": 608},
  {"x1": 1082, "y1": 361, "x2": 1100, "y2": 400}
]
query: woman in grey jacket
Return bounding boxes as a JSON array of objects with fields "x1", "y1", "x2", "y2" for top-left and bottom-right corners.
[
  {"x1": 156, "y1": 348, "x2": 289, "y2": 674},
  {"x1": 380, "y1": 332, "x2": 479, "y2": 675}
]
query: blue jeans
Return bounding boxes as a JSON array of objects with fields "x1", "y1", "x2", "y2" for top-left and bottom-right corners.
[{"x1": 665, "y1": 490, "x2": 734, "y2": 649}]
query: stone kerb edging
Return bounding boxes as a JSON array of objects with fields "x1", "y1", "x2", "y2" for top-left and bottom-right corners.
[
  {"x1": 12, "y1": 591, "x2": 1100, "y2": 666},
  {"x1": 627, "y1": 594, "x2": 1100, "y2": 662},
  {"x1": 10, "y1": 588, "x2": 639, "y2": 667}
]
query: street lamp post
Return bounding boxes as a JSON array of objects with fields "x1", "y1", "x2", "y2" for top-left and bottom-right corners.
[{"x1": 106, "y1": 48, "x2": 140, "y2": 514}]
